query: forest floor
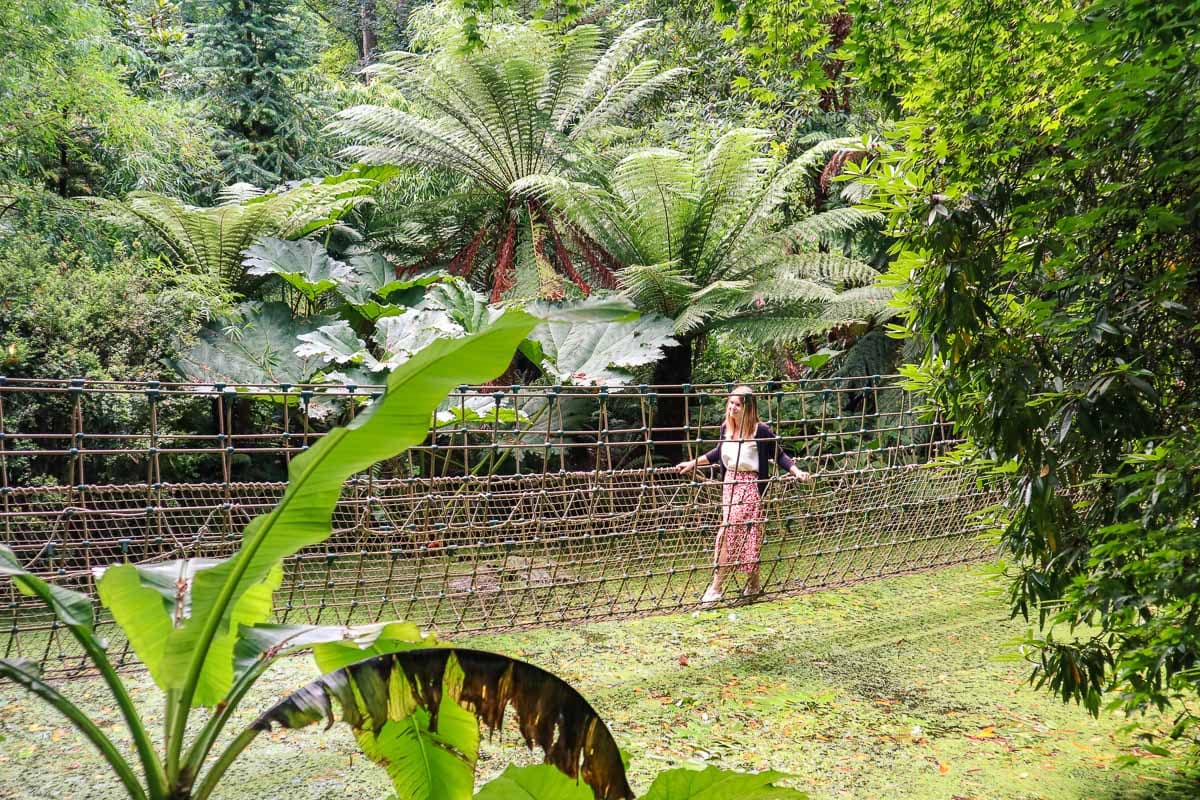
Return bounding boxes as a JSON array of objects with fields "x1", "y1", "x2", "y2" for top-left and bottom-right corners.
[{"x1": 1, "y1": 564, "x2": 1196, "y2": 800}]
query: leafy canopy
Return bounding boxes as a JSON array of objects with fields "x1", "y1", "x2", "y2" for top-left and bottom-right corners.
[{"x1": 860, "y1": 0, "x2": 1200, "y2": 737}]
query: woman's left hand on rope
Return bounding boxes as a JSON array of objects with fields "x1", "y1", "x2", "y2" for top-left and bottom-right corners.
[{"x1": 789, "y1": 466, "x2": 813, "y2": 482}]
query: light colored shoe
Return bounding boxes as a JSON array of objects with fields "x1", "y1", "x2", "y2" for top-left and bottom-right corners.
[
  {"x1": 741, "y1": 585, "x2": 763, "y2": 600},
  {"x1": 700, "y1": 586, "x2": 723, "y2": 605}
]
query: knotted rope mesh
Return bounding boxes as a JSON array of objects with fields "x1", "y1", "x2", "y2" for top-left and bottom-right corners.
[{"x1": 0, "y1": 376, "x2": 1001, "y2": 673}]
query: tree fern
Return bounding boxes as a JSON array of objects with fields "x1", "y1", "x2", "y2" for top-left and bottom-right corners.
[
  {"x1": 328, "y1": 19, "x2": 684, "y2": 299},
  {"x1": 524, "y1": 128, "x2": 885, "y2": 353},
  {"x1": 88, "y1": 174, "x2": 377, "y2": 292}
]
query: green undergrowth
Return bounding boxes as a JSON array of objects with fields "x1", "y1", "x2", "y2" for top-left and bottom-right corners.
[{"x1": 1, "y1": 565, "x2": 1196, "y2": 799}]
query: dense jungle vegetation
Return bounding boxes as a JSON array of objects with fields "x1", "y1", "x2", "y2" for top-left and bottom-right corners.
[{"x1": 1, "y1": 0, "x2": 1198, "y2": 788}]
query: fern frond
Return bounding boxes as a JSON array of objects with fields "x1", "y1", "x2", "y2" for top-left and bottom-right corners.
[
  {"x1": 617, "y1": 261, "x2": 695, "y2": 318},
  {"x1": 792, "y1": 136, "x2": 863, "y2": 172},
  {"x1": 785, "y1": 206, "x2": 885, "y2": 250},
  {"x1": 772, "y1": 253, "x2": 881, "y2": 288},
  {"x1": 556, "y1": 18, "x2": 661, "y2": 131}
]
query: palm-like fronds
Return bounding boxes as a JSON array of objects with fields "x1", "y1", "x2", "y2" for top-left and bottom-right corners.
[
  {"x1": 329, "y1": 19, "x2": 685, "y2": 299},
  {"x1": 88, "y1": 176, "x2": 376, "y2": 292},
  {"x1": 523, "y1": 128, "x2": 890, "y2": 349}
]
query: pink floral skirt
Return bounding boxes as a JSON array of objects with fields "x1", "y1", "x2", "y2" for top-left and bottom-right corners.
[{"x1": 715, "y1": 471, "x2": 763, "y2": 573}]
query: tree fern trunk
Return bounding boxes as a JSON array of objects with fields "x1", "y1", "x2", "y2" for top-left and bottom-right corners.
[{"x1": 652, "y1": 336, "x2": 693, "y2": 462}]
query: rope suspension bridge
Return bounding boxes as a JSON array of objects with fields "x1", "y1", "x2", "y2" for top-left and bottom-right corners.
[{"x1": 0, "y1": 376, "x2": 1001, "y2": 673}]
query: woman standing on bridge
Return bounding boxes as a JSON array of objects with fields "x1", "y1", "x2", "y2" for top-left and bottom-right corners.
[{"x1": 675, "y1": 385, "x2": 812, "y2": 604}]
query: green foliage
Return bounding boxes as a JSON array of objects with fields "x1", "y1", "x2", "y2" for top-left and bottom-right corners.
[
  {"x1": 328, "y1": 15, "x2": 685, "y2": 299},
  {"x1": 243, "y1": 237, "x2": 348, "y2": 306},
  {"x1": 168, "y1": 301, "x2": 333, "y2": 387},
  {"x1": 861, "y1": 0, "x2": 1200, "y2": 738},
  {"x1": 0, "y1": 0, "x2": 218, "y2": 197},
  {"x1": 641, "y1": 765, "x2": 807, "y2": 799},
  {"x1": 187, "y1": 0, "x2": 338, "y2": 186},
  {"x1": 474, "y1": 764, "x2": 596, "y2": 800},
  {"x1": 518, "y1": 128, "x2": 888, "y2": 378},
  {"x1": 254, "y1": 648, "x2": 633, "y2": 800},
  {"x1": 0, "y1": 188, "x2": 232, "y2": 483},
  {"x1": 522, "y1": 313, "x2": 677, "y2": 385},
  {"x1": 88, "y1": 170, "x2": 379, "y2": 292},
  {"x1": 710, "y1": 0, "x2": 853, "y2": 110}
]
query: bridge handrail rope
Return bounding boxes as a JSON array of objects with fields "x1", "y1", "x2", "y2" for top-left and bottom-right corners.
[{"x1": 0, "y1": 376, "x2": 999, "y2": 673}]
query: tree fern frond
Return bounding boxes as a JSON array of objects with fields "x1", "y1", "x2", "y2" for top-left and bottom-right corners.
[
  {"x1": 771, "y1": 253, "x2": 881, "y2": 288},
  {"x1": 785, "y1": 206, "x2": 885, "y2": 250},
  {"x1": 686, "y1": 129, "x2": 775, "y2": 278},
  {"x1": 713, "y1": 314, "x2": 835, "y2": 345},
  {"x1": 217, "y1": 183, "x2": 266, "y2": 204},
  {"x1": 571, "y1": 65, "x2": 690, "y2": 139},
  {"x1": 792, "y1": 136, "x2": 862, "y2": 172},
  {"x1": 618, "y1": 261, "x2": 694, "y2": 318},
  {"x1": 610, "y1": 149, "x2": 697, "y2": 263},
  {"x1": 555, "y1": 18, "x2": 661, "y2": 131}
]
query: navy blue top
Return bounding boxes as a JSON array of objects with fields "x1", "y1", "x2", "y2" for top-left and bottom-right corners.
[{"x1": 702, "y1": 421, "x2": 797, "y2": 498}]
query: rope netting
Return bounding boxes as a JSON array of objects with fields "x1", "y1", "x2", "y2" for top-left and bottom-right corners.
[{"x1": 0, "y1": 376, "x2": 1002, "y2": 673}]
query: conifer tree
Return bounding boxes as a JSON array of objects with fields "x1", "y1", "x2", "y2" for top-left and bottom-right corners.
[{"x1": 189, "y1": 0, "x2": 316, "y2": 186}]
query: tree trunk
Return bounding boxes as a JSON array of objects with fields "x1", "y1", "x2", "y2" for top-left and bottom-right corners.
[
  {"x1": 818, "y1": 10, "x2": 854, "y2": 113},
  {"x1": 360, "y1": 0, "x2": 378, "y2": 70},
  {"x1": 651, "y1": 336, "x2": 694, "y2": 463}
]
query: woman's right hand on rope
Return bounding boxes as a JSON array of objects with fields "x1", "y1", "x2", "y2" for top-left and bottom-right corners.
[{"x1": 676, "y1": 459, "x2": 697, "y2": 474}]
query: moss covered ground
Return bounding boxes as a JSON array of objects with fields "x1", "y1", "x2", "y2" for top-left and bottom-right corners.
[{"x1": 0, "y1": 564, "x2": 1195, "y2": 799}]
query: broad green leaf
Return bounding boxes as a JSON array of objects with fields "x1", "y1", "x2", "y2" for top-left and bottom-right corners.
[
  {"x1": 295, "y1": 321, "x2": 383, "y2": 371},
  {"x1": 168, "y1": 301, "x2": 332, "y2": 388},
  {"x1": 96, "y1": 564, "x2": 178, "y2": 687},
  {"x1": 524, "y1": 294, "x2": 641, "y2": 324},
  {"x1": 422, "y1": 281, "x2": 499, "y2": 333},
  {"x1": 162, "y1": 310, "x2": 539, "y2": 707},
  {"x1": 339, "y1": 254, "x2": 450, "y2": 306},
  {"x1": 475, "y1": 764, "x2": 595, "y2": 800},
  {"x1": 640, "y1": 766, "x2": 808, "y2": 800},
  {"x1": 526, "y1": 313, "x2": 676, "y2": 385},
  {"x1": 348, "y1": 300, "x2": 408, "y2": 322},
  {"x1": 374, "y1": 309, "x2": 466, "y2": 369},
  {"x1": 0, "y1": 546, "x2": 95, "y2": 630},
  {"x1": 97, "y1": 558, "x2": 285, "y2": 705},
  {"x1": 231, "y1": 621, "x2": 429, "y2": 675},
  {"x1": 190, "y1": 564, "x2": 283, "y2": 706},
  {"x1": 358, "y1": 702, "x2": 478, "y2": 800},
  {"x1": 312, "y1": 621, "x2": 428, "y2": 672},
  {"x1": 243, "y1": 237, "x2": 349, "y2": 303},
  {"x1": 250, "y1": 648, "x2": 632, "y2": 800}
]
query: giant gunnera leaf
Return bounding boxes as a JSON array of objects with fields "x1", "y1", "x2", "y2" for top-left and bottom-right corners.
[
  {"x1": 167, "y1": 301, "x2": 331, "y2": 388},
  {"x1": 250, "y1": 649, "x2": 633, "y2": 800},
  {"x1": 243, "y1": 237, "x2": 349, "y2": 303},
  {"x1": 523, "y1": 313, "x2": 676, "y2": 385}
]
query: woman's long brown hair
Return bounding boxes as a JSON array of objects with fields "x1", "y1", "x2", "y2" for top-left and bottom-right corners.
[{"x1": 729, "y1": 384, "x2": 760, "y2": 439}]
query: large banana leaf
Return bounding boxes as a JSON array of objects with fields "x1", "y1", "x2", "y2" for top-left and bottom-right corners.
[
  {"x1": 162, "y1": 308, "x2": 542, "y2": 708},
  {"x1": 251, "y1": 648, "x2": 634, "y2": 800},
  {"x1": 96, "y1": 559, "x2": 283, "y2": 694}
]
